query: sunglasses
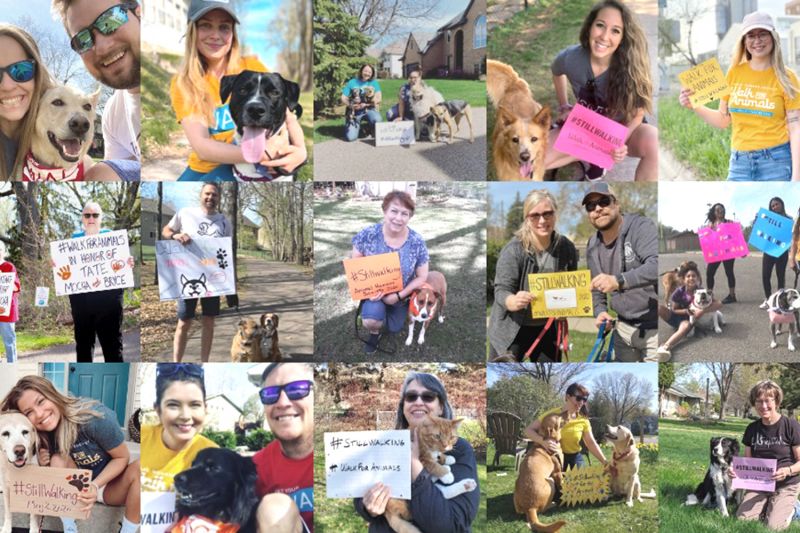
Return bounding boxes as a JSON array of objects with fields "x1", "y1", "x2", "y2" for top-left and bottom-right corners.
[
  {"x1": 584, "y1": 196, "x2": 612, "y2": 213},
  {"x1": 0, "y1": 59, "x2": 35, "y2": 84},
  {"x1": 573, "y1": 395, "x2": 589, "y2": 403},
  {"x1": 70, "y1": 3, "x2": 137, "y2": 55},
  {"x1": 527, "y1": 210, "x2": 555, "y2": 221},
  {"x1": 82, "y1": 213, "x2": 101, "y2": 219},
  {"x1": 404, "y1": 391, "x2": 438, "y2": 404},
  {"x1": 260, "y1": 380, "x2": 313, "y2": 405},
  {"x1": 156, "y1": 363, "x2": 204, "y2": 380}
]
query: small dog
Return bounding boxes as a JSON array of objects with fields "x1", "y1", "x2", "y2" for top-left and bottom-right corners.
[
  {"x1": 487, "y1": 60, "x2": 550, "y2": 180},
  {"x1": 405, "y1": 271, "x2": 447, "y2": 346},
  {"x1": 409, "y1": 82, "x2": 444, "y2": 140},
  {"x1": 685, "y1": 437, "x2": 740, "y2": 516},
  {"x1": 24, "y1": 85, "x2": 99, "y2": 182},
  {"x1": 661, "y1": 268, "x2": 680, "y2": 306},
  {"x1": 0, "y1": 412, "x2": 41, "y2": 533},
  {"x1": 605, "y1": 425, "x2": 656, "y2": 507},
  {"x1": 231, "y1": 318, "x2": 262, "y2": 363},
  {"x1": 259, "y1": 312, "x2": 283, "y2": 362},
  {"x1": 220, "y1": 70, "x2": 302, "y2": 181},
  {"x1": 362, "y1": 86, "x2": 378, "y2": 111},
  {"x1": 689, "y1": 289, "x2": 724, "y2": 334},
  {"x1": 345, "y1": 87, "x2": 362, "y2": 127},
  {"x1": 766, "y1": 288, "x2": 800, "y2": 351},
  {"x1": 429, "y1": 100, "x2": 474, "y2": 144}
]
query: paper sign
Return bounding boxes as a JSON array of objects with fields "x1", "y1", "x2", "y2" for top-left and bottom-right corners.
[
  {"x1": 156, "y1": 237, "x2": 236, "y2": 300},
  {"x1": 553, "y1": 104, "x2": 628, "y2": 170},
  {"x1": 528, "y1": 270, "x2": 593, "y2": 318},
  {"x1": 0, "y1": 273, "x2": 14, "y2": 317},
  {"x1": 342, "y1": 252, "x2": 403, "y2": 301},
  {"x1": 749, "y1": 208, "x2": 793, "y2": 258},
  {"x1": 50, "y1": 230, "x2": 134, "y2": 296},
  {"x1": 141, "y1": 491, "x2": 177, "y2": 533},
  {"x1": 678, "y1": 57, "x2": 731, "y2": 107},
  {"x1": 375, "y1": 121, "x2": 415, "y2": 147},
  {"x1": 698, "y1": 222, "x2": 749, "y2": 263},
  {"x1": 732, "y1": 456, "x2": 776, "y2": 492},
  {"x1": 560, "y1": 463, "x2": 611, "y2": 506},
  {"x1": 7, "y1": 465, "x2": 92, "y2": 519},
  {"x1": 34, "y1": 287, "x2": 49, "y2": 307},
  {"x1": 324, "y1": 430, "x2": 411, "y2": 499}
]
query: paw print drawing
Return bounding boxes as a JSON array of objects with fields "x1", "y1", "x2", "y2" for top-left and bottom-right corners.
[
  {"x1": 66, "y1": 473, "x2": 91, "y2": 492},
  {"x1": 57, "y1": 265, "x2": 71, "y2": 280},
  {"x1": 216, "y1": 249, "x2": 228, "y2": 269}
]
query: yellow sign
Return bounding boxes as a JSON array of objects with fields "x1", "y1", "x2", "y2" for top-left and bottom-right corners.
[
  {"x1": 560, "y1": 464, "x2": 610, "y2": 507},
  {"x1": 678, "y1": 57, "x2": 730, "y2": 108},
  {"x1": 528, "y1": 270, "x2": 593, "y2": 319},
  {"x1": 343, "y1": 252, "x2": 404, "y2": 301}
]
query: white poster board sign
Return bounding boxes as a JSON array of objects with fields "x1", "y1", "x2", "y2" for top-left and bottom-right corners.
[
  {"x1": 375, "y1": 121, "x2": 415, "y2": 147},
  {"x1": 0, "y1": 273, "x2": 14, "y2": 317},
  {"x1": 324, "y1": 430, "x2": 411, "y2": 499},
  {"x1": 141, "y1": 491, "x2": 177, "y2": 533},
  {"x1": 50, "y1": 230, "x2": 134, "y2": 296},
  {"x1": 34, "y1": 286, "x2": 49, "y2": 307},
  {"x1": 156, "y1": 237, "x2": 236, "y2": 300}
]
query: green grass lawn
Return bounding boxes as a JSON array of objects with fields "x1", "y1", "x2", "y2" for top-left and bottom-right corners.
[
  {"x1": 487, "y1": 441, "x2": 658, "y2": 532},
  {"x1": 659, "y1": 97, "x2": 730, "y2": 180},
  {"x1": 314, "y1": 79, "x2": 487, "y2": 144},
  {"x1": 16, "y1": 330, "x2": 74, "y2": 353}
]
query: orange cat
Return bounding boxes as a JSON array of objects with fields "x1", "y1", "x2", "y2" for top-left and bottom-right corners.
[{"x1": 384, "y1": 415, "x2": 477, "y2": 533}]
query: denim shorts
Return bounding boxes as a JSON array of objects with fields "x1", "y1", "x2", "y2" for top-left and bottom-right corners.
[{"x1": 728, "y1": 142, "x2": 791, "y2": 181}]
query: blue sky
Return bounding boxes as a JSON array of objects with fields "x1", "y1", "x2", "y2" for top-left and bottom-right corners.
[
  {"x1": 237, "y1": 0, "x2": 283, "y2": 70},
  {"x1": 372, "y1": 0, "x2": 472, "y2": 49},
  {"x1": 140, "y1": 183, "x2": 263, "y2": 224}
]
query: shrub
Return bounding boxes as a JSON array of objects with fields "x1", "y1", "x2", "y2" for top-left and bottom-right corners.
[
  {"x1": 245, "y1": 429, "x2": 275, "y2": 451},
  {"x1": 458, "y1": 419, "x2": 488, "y2": 457},
  {"x1": 201, "y1": 429, "x2": 236, "y2": 449}
]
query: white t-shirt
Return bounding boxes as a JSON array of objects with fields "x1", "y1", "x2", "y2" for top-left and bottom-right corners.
[
  {"x1": 103, "y1": 90, "x2": 140, "y2": 161},
  {"x1": 167, "y1": 207, "x2": 231, "y2": 239}
]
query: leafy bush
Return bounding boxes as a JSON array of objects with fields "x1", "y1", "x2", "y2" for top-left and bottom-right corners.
[
  {"x1": 458, "y1": 419, "x2": 488, "y2": 457},
  {"x1": 245, "y1": 429, "x2": 275, "y2": 451},
  {"x1": 201, "y1": 429, "x2": 236, "y2": 449},
  {"x1": 637, "y1": 442, "x2": 658, "y2": 463}
]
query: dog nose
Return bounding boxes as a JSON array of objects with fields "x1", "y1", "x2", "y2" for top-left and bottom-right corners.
[
  {"x1": 69, "y1": 116, "x2": 90, "y2": 137},
  {"x1": 13, "y1": 446, "x2": 25, "y2": 458},
  {"x1": 245, "y1": 103, "x2": 267, "y2": 120},
  {"x1": 520, "y1": 152, "x2": 531, "y2": 162}
]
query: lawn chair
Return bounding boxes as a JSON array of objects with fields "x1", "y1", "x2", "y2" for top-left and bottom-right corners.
[{"x1": 488, "y1": 411, "x2": 522, "y2": 467}]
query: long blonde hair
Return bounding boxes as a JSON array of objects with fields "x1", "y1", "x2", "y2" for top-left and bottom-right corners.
[
  {"x1": 514, "y1": 189, "x2": 559, "y2": 253},
  {"x1": 0, "y1": 24, "x2": 54, "y2": 180},
  {"x1": 732, "y1": 29, "x2": 799, "y2": 99}
]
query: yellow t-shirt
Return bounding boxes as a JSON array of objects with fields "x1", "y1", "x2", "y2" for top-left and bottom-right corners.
[
  {"x1": 169, "y1": 56, "x2": 268, "y2": 173},
  {"x1": 140, "y1": 423, "x2": 218, "y2": 492},
  {"x1": 722, "y1": 62, "x2": 800, "y2": 151},
  {"x1": 538, "y1": 407, "x2": 590, "y2": 455}
]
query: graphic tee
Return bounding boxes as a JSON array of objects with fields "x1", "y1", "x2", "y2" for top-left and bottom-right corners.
[
  {"x1": 141, "y1": 423, "x2": 218, "y2": 492},
  {"x1": 253, "y1": 440, "x2": 314, "y2": 532},
  {"x1": 743, "y1": 415, "x2": 800, "y2": 484},
  {"x1": 166, "y1": 207, "x2": 232, "y2": 239}
]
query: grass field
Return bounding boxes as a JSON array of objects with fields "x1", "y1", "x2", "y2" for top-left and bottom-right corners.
[
  {"x1": 16, "y1": 331, "x2": 74, "y2": 353},
  {"x1": 659, "y1": 97, "x2": 730, "y2": 180}
]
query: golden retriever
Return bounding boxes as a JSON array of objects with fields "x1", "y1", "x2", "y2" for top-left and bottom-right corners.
[
  {"x1": 0, "y1": 412, "x2": 41, "y2": 533},
  {"x1": 605, "y1": 425, "x2": 656, "y2": 507}
]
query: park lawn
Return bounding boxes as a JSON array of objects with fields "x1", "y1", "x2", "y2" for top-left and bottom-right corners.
[
  {"x1": 659, "y1": 97, "x2": 730, "y2": 180},
  {"x1": 487, "y1": 441, "x2": 658, "y2": 533},
  {"x1": 314, "y1": 79, "x2": 487, "y2": 144},
  {"x1": 16, "y1": 330, "x2": 74, "y2": 352}
]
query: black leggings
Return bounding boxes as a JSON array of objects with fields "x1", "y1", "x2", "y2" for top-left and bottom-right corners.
[
  {"x1": 762, "y1": 252, "x2": 789, "y2": 298},
  {"x1": 489, "y1": 324, "x2": 560, "y2": 362},
  {"x1": 706, "y1": 259, "x2": 735, "y2": 292}
]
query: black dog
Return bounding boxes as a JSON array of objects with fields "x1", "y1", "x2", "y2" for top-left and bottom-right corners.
[
  {"x1": 220, "y1": 70, "x2": 302, "y2": 181},
  {"x1": 174, "y1": 448, "x2": 259, "y2": 532},
  {"x1": 684, "y1": 437, "x2": 740, "y2": 516}
]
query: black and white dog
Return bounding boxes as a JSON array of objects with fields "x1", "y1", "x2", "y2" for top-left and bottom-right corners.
[
  {"x1": 684, "y1": 437, "x2": 740, "y2": 516},
  {"x1": 767, "y1": 288, "x2": 800, "y2": 351},
  {"x1": 220, "y1": 70, "x2": 302, "y2": 181},
  {"x1": 689, "y1": 289, "x2": 724, "y2": 334}
]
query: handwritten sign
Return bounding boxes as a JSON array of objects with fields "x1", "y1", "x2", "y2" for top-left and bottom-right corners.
[
  {"x1": 0, "y1": 273, "x2": 14, "y2": 317},
  {"x1": 528, "y1": 270, "x2": 593, "y2": 318},
  {"x1": 678, "y1": 57, "x2": 730, "y2": 107},
  {"x1": 141, "y1": 491, "x2": 177, "y2": 533},
  {"x1": 732, "y1": 456, "x2": 776, "y2": 492},
  {"x1": 560, "y1": 463, "x2": 610, "y2": 506},
  {"x1": 553, "y1": 104, "x2": 628, "y2": 170},
  {"x1": 35, "y1": 286, "x2": 49, "y2": 307},
  {"x1": 7, "y1": 465, "x2": 92, "y2": 519},
  {"x1": 375, "y1": 121, "x2": 415, "y2": 147},
  {"x1": 50, "y1": 230, "x2": 134, "y2": 296},
  {"x1": 324, "y1": 430, "x2": 411, "y2": 499},
  {"x1": 156, "y1": 237, "x2": 235, "y2": 300},
  {"x1": 342, "y1": 252, "x2": 403, "y2": 300},
  {"x1": 698, "y1": 222, "x2": 749, "y2": 264},
  {"x1": 749, "y1": 208, "x2": 793, "y2": 258}
]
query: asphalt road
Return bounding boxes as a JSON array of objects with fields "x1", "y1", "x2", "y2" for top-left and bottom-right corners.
[{"x1": 660, "y1": 252, "x2": 798, "y2": 362}]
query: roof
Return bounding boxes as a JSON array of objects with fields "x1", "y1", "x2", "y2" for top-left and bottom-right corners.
[
  {"x1": 242, "y1": 214, "x2": 259, "y2": 228},
  {"x1": 665, "y1": 384, "x2": 704, "y2": 401},
  {"x1": 382, "y1": 38, "x2": 407, "y2": 56},
  {"x1": 206, "y1": 394, "x2": 243, "y2": 414},
  {"x1": 141, "y1": 197, "x2": 176, "y2": 217},
  {"x1": 438, "y1": 0, "x2": 476, "y2": 32}
]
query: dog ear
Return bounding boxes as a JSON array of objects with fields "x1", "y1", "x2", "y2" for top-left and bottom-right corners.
[
  {"x1": 180, "y1": 274, "x2": 188, "y2": 285},
  {"x1": 534, "y1": 105, "x2": 551, "y2": 128},
  {"x1": 90, "y1": 86, "x2": 102, "y2": 106},
  {"x1": 497, "y1": 105, "x2": 516, "y2": 127},
  {"x1": 229, "y1": 455, "x2": 259, "y2": 526},
  {"x1": 260, "y1": 313, "x2": 268, "y2": 327},
  {"x1": 626, "y1": 434, "x2": 634, "y2": 448},
  {"x1": 199, "y1": 273, "x2": 206, "y2": 284},
  {"x1": 283, "y1": 78, "x2": 303, "y2": 119},
  {"x1": 220, "y1": 74, "x2": 238, "y2": 104}
]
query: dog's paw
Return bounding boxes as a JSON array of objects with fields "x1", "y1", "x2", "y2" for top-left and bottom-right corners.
[
  {"x1": 625, "y1": 500, "x2": 634, "y2": 508},
  {"x1": 66, "y1": 472, "x2": 91, "y2": 492},
  {"x1": 405, "y1": 336, "x2": 413, "y2": 346},
  {"x1": 714, "y1": 327, "x2": 722, "y2": 334},
  {"x1": 461, "y1": 478, "x2": 478, "y2": 492},
  {"x1": 440, "y1": 471, "x2": 454, "y2": 484},
  {"x1": 444, "y1": 454, "x2": 456, "y2": 465},
  {"x1": 790, "y1": 343, "x2": 796, "y2": 352},
  {"x1": 771, "y1": 341, "x2": 778, "y2": 349},
  {"x1": 438, "y1": 315, "x2": 444, "y2": 323}
]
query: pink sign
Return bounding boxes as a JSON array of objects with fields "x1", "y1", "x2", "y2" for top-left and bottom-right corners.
[
  {"x1": 553, "y1": 104, "x2": 628, "y2": 170},
  {"x1": 697, "y1": 223, "x2": 749, "y2": 264},
  {"x1": 732, "y1": 456, "x2": 776, "y2": 492}
]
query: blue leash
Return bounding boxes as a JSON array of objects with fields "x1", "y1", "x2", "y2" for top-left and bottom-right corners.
[{"x1": 586, "y1": 320, "x2": 616, "y2": 362}]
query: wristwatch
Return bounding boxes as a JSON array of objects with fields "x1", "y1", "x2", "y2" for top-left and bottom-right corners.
[{"x1": 615, "y1": 274, "x2": 625, "y2": 291}]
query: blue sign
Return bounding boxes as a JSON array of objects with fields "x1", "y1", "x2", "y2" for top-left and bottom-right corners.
[{"x1": 749, "y1": 208, "x2": 793, "y2": 258}]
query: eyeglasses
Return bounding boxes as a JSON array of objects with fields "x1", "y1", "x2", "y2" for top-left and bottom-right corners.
[
  {"x1": 745, "y1": 31, "x2": 771, "y2": 43},
  {"x1": 573, "y1": 395, "x2": 589, "y2": 403},
  {"x1": 584, "y1": 196, "x2": 612, "y2": 213},
  {"x1": 0, "y1": 60, "x2": 36, "y2": 84},
  {"x1": 156, "y1": 363, "x2": 204, "y2": 380},
  {"x1": 82, "y1": 213, "x2": 101, "y2": 219},
  {"x1": 70, "y1": 3, "x2": 137, "y2": 55},
  {"x1": 404, "y1": 391, "x2": 438, "y2": 404},
  {"x1": 260, "y1": 380, "x2": 313, "y2": 405},
  {"x1": 527, "y1": 210, "x2": 555, "y2": 221}
]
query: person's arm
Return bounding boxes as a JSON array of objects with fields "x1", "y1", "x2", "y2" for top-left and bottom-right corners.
[
  {"x1": 397, "y1": 87, "x2": 406, "y2": 120},
  {"x1": 181, "y1": 118, "x2": 253, "y2": 165},
  {"x1": 162, "y1": 216, "x2": 191, "y2": 245},
  {"x1": 582, "y1": 425, "x2": 608, "y2": 466},
  {"x1": 679, "y1": 88, "x2": 732, "y2": 129},
  {"x1": 76, "y1": 442, "x2": 130, "y2": 513},
  {"x1": 493, "y1": 241, "x2": 532, "y2": 313},
  {"x1": 384, "y1": 262, "x2": 429, "y2": 305},
  {"x1": 787, "y1": 108, "x2": 800, "y2": 182},
  {"x1": 553, "y1": 74, "x2": 572, "y2": 121},
  {"x1": 617, "y1": 216, "x2": 659, "y2": 290}
]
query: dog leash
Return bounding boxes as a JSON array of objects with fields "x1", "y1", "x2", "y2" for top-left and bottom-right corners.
[
  {"x1": 586, "y1": 319, "x2": 616, "y2": 362},
  {"x1": 523, "y1": 317, "x2": 569, "y2": 362}
]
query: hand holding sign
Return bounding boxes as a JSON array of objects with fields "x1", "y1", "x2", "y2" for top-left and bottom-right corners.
[
  {"x1": 343, "y1": 253, "x2": 403, "y2": 301},
  {"x1": 732, "y1": 456, "x2": 776, "y2": 492},
  {"x1": 553, "y1": 104, "x2": 628, "y2": 170},
  {"x1": 749, "y1": 208, "x2": 793, "y2": 258},
  {"x1": 528, "y1": 270, "x2": 593, "y2": 318},
  {"x1": 698, "y1": 223, "x2": 749, "y2": 264},
  {"x1": 678, "y1": 58, "x2": 730, "y2": 108}
]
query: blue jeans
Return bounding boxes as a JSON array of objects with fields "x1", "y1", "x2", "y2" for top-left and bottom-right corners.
[
  {"x1": 728, "y1": 142, "x2": 791, "y2": 181},
  {"x1": 386, "y1": 104, "x2": 413, "y2": 122},
  {"x1": 361, "y1": 300, "x2": 408, "y2": 333},
  {"x1": 0, "y1": 323, "x2": 17, "y2": 363},
  {"x1": 563, "y1": 451, "x2": 586, "y2": 470},
  {"x1": 344, "y1": 109, "x2": 382, "y2": 142}
]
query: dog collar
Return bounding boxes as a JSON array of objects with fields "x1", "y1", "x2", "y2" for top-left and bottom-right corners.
[
  {"x1": 613, "y1": 450, "x2": 633, "y2": 462},
  {"x1": 22, "y1": 152, "x2": 84, "y2": 182},
  {"x1": 171, "y1": 515, "x2": 240, "y2": 533}
]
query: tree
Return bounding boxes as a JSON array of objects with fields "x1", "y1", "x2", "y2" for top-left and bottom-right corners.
[
  {"x1": 493, "y1": 363, "x2": 590, "y2": 395},
  {"x1": 342, "y1": 0, "x2": 438, "y2": 40},
  {"x1": 487, "y1": 374, "x2": 557, "y2": 428},
  {"x1": 242, "y1": 393, "x2": 265, "y2": 424},
  {"x1": 505, "y1": 192, "x2": 523, "y2": 240},
  {"x1": 270, "y1": 0, "x2": 313, "y2": 91},
  {"x1": 705, "y1": 363, "x2": 737, "y2": 421},
  {"x1": 659, "y1": 363, "x2": 676, "y2": 415},
  {"x1": 593, "y1": 372, "x2": 654, "y2": 425},
  {"x1": 659, "y1": 0, "x2": 711, "y2": 66}
]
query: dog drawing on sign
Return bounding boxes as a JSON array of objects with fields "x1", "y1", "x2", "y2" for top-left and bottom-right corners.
[{"x1": 181, "y1": 274, "x2": 208, "y2": 298}]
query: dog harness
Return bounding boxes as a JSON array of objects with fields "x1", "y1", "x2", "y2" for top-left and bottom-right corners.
[
  {"x1": 22, "y1": 151, "x2": 84, "y2": 181},
  {"x1": 768, "y1": 290, "x2": 799, "y2": 323},
  {"x1": 171, "y1": 515, "x2": 240, "y2": 533}
]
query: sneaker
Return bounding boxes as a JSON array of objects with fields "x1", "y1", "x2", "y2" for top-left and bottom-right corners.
[
  {"x1": 656, "y1": 345, "x2": 672, "y2": 361},
  {"x1": 580, "y1": 162, "x2": 607, "y2": 181},
  {"x1": 759, "y1": 299, "x2": 769, "y2": 310},
  {"x1": 364, "y1": 333, "x2": 379, "y2": 354},
  {"x1": 722, "y1": 295, "x2": 737, "y2": 304}
]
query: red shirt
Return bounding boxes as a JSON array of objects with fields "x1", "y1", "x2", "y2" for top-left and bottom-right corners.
[
  {"x1": 253, "y1": 440, "x2": 313, "y2": 532},
  {"x1": 0, "y1": 262, "x2": 20, "y2": 323}
]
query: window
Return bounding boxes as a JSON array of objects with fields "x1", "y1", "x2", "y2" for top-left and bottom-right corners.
[
  {"x1": 43, "y1": 363, "x2": 66, "y2": 393},
  {"x1": 474, "y1": 15, "x2": 487, "y2": 49}
]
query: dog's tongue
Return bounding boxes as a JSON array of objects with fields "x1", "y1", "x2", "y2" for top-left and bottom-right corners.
[
  {"x1": 59, "y1": 138, "x2": 81, "y2": 157},
  {"x1": 519, "y1": 161, "x2": 533, "y2": 178},
  {"x1": 241, "y1": 127, "x2": 267, "y2": 163}
]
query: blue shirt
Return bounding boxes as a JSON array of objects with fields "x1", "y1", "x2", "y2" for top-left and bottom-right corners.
[
  {"x1": 342, "y1": 78, "x2": 382, "y2": 98},
  {"x1": 352, "y1": 223, "x2": 428, "y2": 287}
]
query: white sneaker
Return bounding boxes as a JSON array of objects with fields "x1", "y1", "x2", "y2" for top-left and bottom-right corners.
[
  {"x1": 656, "y1": 345, "x2": 672, "y2": 361},
  {"x1": 759, "y1": 299, "x2": 769, "y2": 310}
]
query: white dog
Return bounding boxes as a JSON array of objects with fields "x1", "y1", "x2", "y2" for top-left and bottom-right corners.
[
  {"x1": 605, "y1": 425, "x2": 656, "y2": 507},
  {"x1": 409, "y1": 82, "x2": 444, "y2": 140},
  {"x1": 767, "y1": 288, "x2": 800, "y2": 351},
  {"x1": 689, "y1": 289, "x2": 724, "y2": 334},
  {"x1": 0, "y1": 412, "x2": 40, "y2": 533}
]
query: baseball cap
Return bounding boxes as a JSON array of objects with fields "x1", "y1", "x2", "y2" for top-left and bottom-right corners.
[
  {"x1": 187, "y1": 0, "x2": 240, "y2": 24},
  {"x1": 581, "y1": 182, "x2": 616, "y2": 205},
  {"x1": 741, "y1": 12, "x2": 775, "y2": 37}
]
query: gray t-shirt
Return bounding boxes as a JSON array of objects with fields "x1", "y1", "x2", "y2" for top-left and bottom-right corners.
[
  {"x1": 52, "y1": 403, "x2": 125, "y2": 479},
  {"x1": 1, "y1": 132, "x2": 17, "y2": 177},
  {"x1": 551, "y1": 44, "x2": 611, "y2": 117},
  {"x1": 167, "y1": 207, "x2": 232, "y2": 239}
]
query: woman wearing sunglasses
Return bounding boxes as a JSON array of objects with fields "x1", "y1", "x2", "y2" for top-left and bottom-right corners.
[
  {"x1": 545, "y1": 0, "x2": 657, "y2": 181},
  {"x1": 0, "y1": 24, "x2": 54, "y2": 180},
  {"x1": 170, "y1": 0, "x2": 306, "y2": 181},
  {"x1": 1, "y1": 375, "x2": 140, "y2": 533},
  {"x1": 356, "y1": 372, "x2": 479, "y2": 533},
  {"x1": 524, "y1": 383, "x2": 608, "y2": 471}
]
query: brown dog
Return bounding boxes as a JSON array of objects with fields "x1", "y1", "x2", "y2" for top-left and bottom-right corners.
[
  {"x1": 429, "y1": 101, "x2": 474, "y2": 144},
  {"x1": 405, "y1": 271, "x2": 447, "y2": 346},
  {"x1": 231, "y1": 318, "x2": 262, "y2": 362},
  {"x1": 259, "y1": 313, "x2": 282, "y2": 362},
  {"x1": 514, "y1": 413, "x2": 566, "y2": 532}
]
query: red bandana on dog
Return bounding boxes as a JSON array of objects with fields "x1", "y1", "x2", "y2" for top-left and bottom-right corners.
[
  {"x1": 22, "y1": 152, "x2": 84, "y2": 181},
  {"x1": 170, "y1": 515, "x2": 240, "y2": 533}
]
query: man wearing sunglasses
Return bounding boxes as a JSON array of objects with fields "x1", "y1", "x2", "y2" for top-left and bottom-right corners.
[
  {"x1": 253, "y1": 363, "x2": 314, "y2": 533},
  {"x1": 52, "y1": 0, "x2": 141, "y2": 178},
  {"x1": 583, "y1": 183, "x2": 659, "y2": 362}
]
